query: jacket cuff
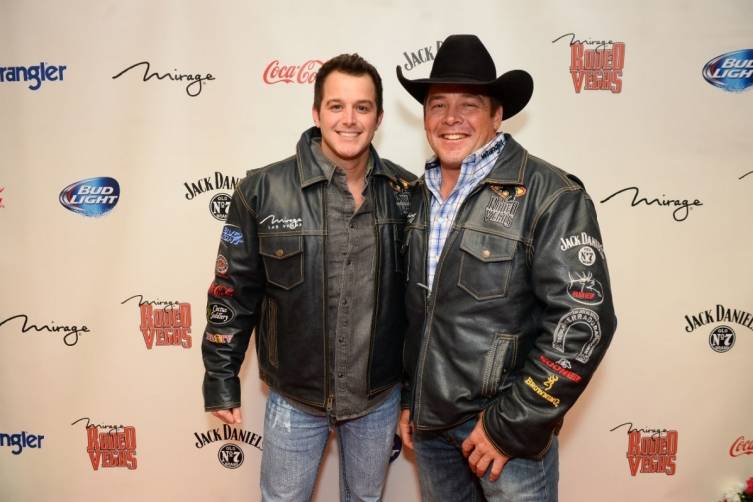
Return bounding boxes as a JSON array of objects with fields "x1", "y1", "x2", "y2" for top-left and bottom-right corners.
[
  {"x1": 203, "y1": 375, "x2": 241, "y2": 411},
  {"x1": 482, "y1": 402, "x2": 554, "y2": 460},
  {"x1": 400, "y1": 385, "x2": 411, "y2": 409}
]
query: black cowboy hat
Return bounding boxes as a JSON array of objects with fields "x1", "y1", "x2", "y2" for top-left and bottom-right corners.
[{"x1": 397, "y1": 34, "x2": 533, "y2": 120}]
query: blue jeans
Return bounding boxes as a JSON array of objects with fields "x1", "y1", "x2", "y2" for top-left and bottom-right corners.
[
  {"x1": 260, "y1": 387, "x2": 400, "y2": 502},
  {"x1": 413, "y1": 417, "x2": 559, "y2": 502}
]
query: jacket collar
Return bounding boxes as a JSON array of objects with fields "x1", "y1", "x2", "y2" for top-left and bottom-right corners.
[
  {"x1": 295, "y1": 127, "x2": 400, "y2": 188},
  {"x1": 480, "y1": 133, "x2": 528, "y2": 186},
  {"x1": 417, "y1": 133, "x2": 528, "y2": 188}
]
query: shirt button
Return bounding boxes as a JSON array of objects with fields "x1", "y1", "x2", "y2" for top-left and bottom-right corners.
[
  {"x1": 346, "y1": 259, "x2": 352, "y2": 266},
  {"x1": 343, "y1": 298, "x2": 348, "y2": 305},
  {"x1": 274, "y1": 249, "x2": 285, "y2": 257},
  {"x1": 338, "y1": 337, "x2": 344, "y2": 343},
  {"x1": 349, "y1": 223, "x2": 355, "y2": 229},
  {"x1": 481, "y1": 249, "x2": 491, "y2": 258},
  {"x1": 338, "y1": 373, "x2": 344, "y2": 378}
]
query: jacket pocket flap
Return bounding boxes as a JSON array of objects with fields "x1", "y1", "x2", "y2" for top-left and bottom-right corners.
[
  {"x1": 460, "y1": 230, "x2": 516, "y2": 262},
  {"x1": 259, "y1": 235, "x2": 303, "y2": 260}
]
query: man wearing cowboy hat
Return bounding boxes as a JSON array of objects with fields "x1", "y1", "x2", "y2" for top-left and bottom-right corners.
[{"x1": 397, "y1": 34, "x2": 617, "y2": 501}]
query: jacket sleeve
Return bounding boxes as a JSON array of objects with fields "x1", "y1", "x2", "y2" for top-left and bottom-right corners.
[
  {"x1": 482, "y1": 186, "x2": 617, "y2": 458},
  {"x1": 201, "y1": 178, "x2": 265, "y2": 411}
]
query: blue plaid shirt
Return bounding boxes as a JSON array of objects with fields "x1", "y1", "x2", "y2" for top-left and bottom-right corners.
[{"x1": 425, "y1": 133, "x2": 506, "y2": 290}]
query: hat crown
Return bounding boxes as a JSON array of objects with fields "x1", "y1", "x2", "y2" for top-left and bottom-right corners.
[
  {"x1": 396, "y1": 33, "x2": 533, "y2": 120},
  {"x1": 429, "y1": 34, "x2": 497, "y2": 82}
]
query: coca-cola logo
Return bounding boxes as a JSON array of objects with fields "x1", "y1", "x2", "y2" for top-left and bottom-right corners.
[
  {"x1": 263, "y1": 59, "x2": 323, "y2": 85},
  {"x1": 208, "y1": 282, "x2": 235, "y2": 298},
  {"x1": 730, "y1": 436, "x2": 753, "y2": 457}
]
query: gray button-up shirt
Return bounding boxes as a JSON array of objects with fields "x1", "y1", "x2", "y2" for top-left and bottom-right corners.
[{"x1": 286, "y1": 140, "x2": 391, "y2": 421}]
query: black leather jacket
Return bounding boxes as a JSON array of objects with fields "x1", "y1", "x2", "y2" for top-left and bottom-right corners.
[
  {"x1": 403, "y1": 135, "x2": 617, "y2": 458},
  {"x1": 202, "y1": 127, "x2": 416, "y2": 411}
]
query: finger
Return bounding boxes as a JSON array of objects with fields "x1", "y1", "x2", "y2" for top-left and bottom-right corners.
[
  {"x1": 467, "y1": 449, "x2": 481, "y2": 469},
  {"x1": 488, "y1": 457, "x2": 505, "y2": 482},
  {"x1": 398, "y1": 410, "x2": 414, "y2": 449},
  {"x1": 399, "y1": 422, "x2": 414, "y2": 449},
  {"x1": 475, "y1": 456, "x2": 491, "y2": 478},
  {"x1": 232, "y1": 407, "x2": 242, "y2": 424},
  {"x1": 461, "y1": 437, "x2": 474, "y2": 458},
  {"x1": 211, "y1": 410, "x2": 232, "y2": 424},
  {"x1": 399, "y1": 409, "x2": 411, "y2": 424}
]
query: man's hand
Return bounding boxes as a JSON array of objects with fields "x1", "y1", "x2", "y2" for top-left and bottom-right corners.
[
  {"x1": 211, "y1": 407, "x2": 242, "y2": 425},
  {"x1": 398, "y1": 409, "x2": 414, "y2": 449},
  {"x1": 461, "y1": 413, "x2": 509, "y2": 482}
]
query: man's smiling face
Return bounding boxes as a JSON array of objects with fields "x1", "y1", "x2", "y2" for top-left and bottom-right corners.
[{"x1": 423, "y1": 84, "x2": 501, "y2": 171}]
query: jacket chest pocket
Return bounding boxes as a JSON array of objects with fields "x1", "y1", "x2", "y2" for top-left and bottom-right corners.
[
  {"x1": 259, "y1": 234, "x2": 304, "y2": 290},
  {"x1": 457, "y1": 229, "x2": 517, "y2": 300}
]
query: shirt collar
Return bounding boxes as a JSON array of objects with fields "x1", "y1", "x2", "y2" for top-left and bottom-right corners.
[
  {"x1": 424, "y1": 133, "x2": 506, "y2": 198},
  {"x1": 425, "y1": 132, "x2": 506, "y2": 171},
  {"x1": 311, "y1": 137, "x2": 373, "y2": 184},
  {"x1": 311, "y1": 138, "x2": 374, "y2": 182}
]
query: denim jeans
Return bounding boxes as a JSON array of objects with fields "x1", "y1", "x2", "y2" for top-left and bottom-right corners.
[
  {"x1": 260, "y1": 387, "x2": 400, "y2": 502},
  {"x1": 413, "y1": 417, "x2": 559, "y2": 502}
]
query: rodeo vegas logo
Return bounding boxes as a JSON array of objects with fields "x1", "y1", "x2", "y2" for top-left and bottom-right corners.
[
  {"x1": 121, "y1": 295, "x2": 192, "y2": 349},
  {"x1": 552, "y1": 32, "x2": 625, "y2": 93},
  {"x1": 184, "y1": 171, "x2": 240, "y2": 221},
  {"x1": 684, "y1": 304, "x2": 753, "y2": 353},
  {"x1": 71, "y1": 418, "x2": 137, "y2": 471},
  {"x1": 610, "y1": 422, "x2": 678, "y2": 476}
]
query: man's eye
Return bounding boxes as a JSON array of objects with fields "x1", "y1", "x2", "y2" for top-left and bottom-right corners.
[
  {"x1": 330, "y1": 104, "x2": 343, "y2": 111},
  {"x1": 356, "y1": 105, "x2": 370, "y2": 112}
]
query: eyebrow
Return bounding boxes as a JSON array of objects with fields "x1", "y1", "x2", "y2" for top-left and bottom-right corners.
[
  {"x1": 324, "y1": 98, "x2": 375, "y2": 106},
  {"x1": 427, "y1": 93, "x2": 485, "y2": 101}
]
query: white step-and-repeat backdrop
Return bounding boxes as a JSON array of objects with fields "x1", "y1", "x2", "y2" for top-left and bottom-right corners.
[{"x1": 2, "y1": 1, "x2": 752, "y2": 501}]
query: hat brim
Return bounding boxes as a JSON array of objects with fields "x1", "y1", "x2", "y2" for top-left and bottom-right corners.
[{"x1": 397, "y1": 66, "x2": 533, "y2": 120}]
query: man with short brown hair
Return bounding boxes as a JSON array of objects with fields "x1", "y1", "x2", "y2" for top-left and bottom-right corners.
[{"x1": 202, "y1": 53, "x2": 414, "y2": 501}]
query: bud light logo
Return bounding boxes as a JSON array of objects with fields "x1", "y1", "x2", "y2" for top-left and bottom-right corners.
[
  {"x1": 59, "y1": 177, "x2": 120, "y2": 217},
  {"x1": 702, "y1": 49, "x2": 753, "y2": 92}
]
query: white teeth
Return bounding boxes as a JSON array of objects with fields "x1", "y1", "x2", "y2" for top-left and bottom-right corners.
[
  {"x1": 442, "y1": 134, "x2": 465, "y2": 140},
  {"x1": 338, "y1": 131, "x2": 359, "y2": 137}
]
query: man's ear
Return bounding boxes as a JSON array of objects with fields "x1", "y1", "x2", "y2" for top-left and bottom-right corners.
[{"x1": 312, "y1": 106, "x2": 320, "y2": 127}]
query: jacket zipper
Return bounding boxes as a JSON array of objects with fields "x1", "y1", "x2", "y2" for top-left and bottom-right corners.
[
  {"x1": 411, "y1": 181, "x2": 488, "y2": 429},
  {"x1": 321, "y1": 181, "x2": 333, "y2": 419},
  {"x1": 365, "y1": 178, "x2": 380, "y2": 398}
]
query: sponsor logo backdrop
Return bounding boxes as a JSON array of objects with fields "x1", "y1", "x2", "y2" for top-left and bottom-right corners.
[{"x1": 1, "y1": 1, "x2": 751, "y2": 501}]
